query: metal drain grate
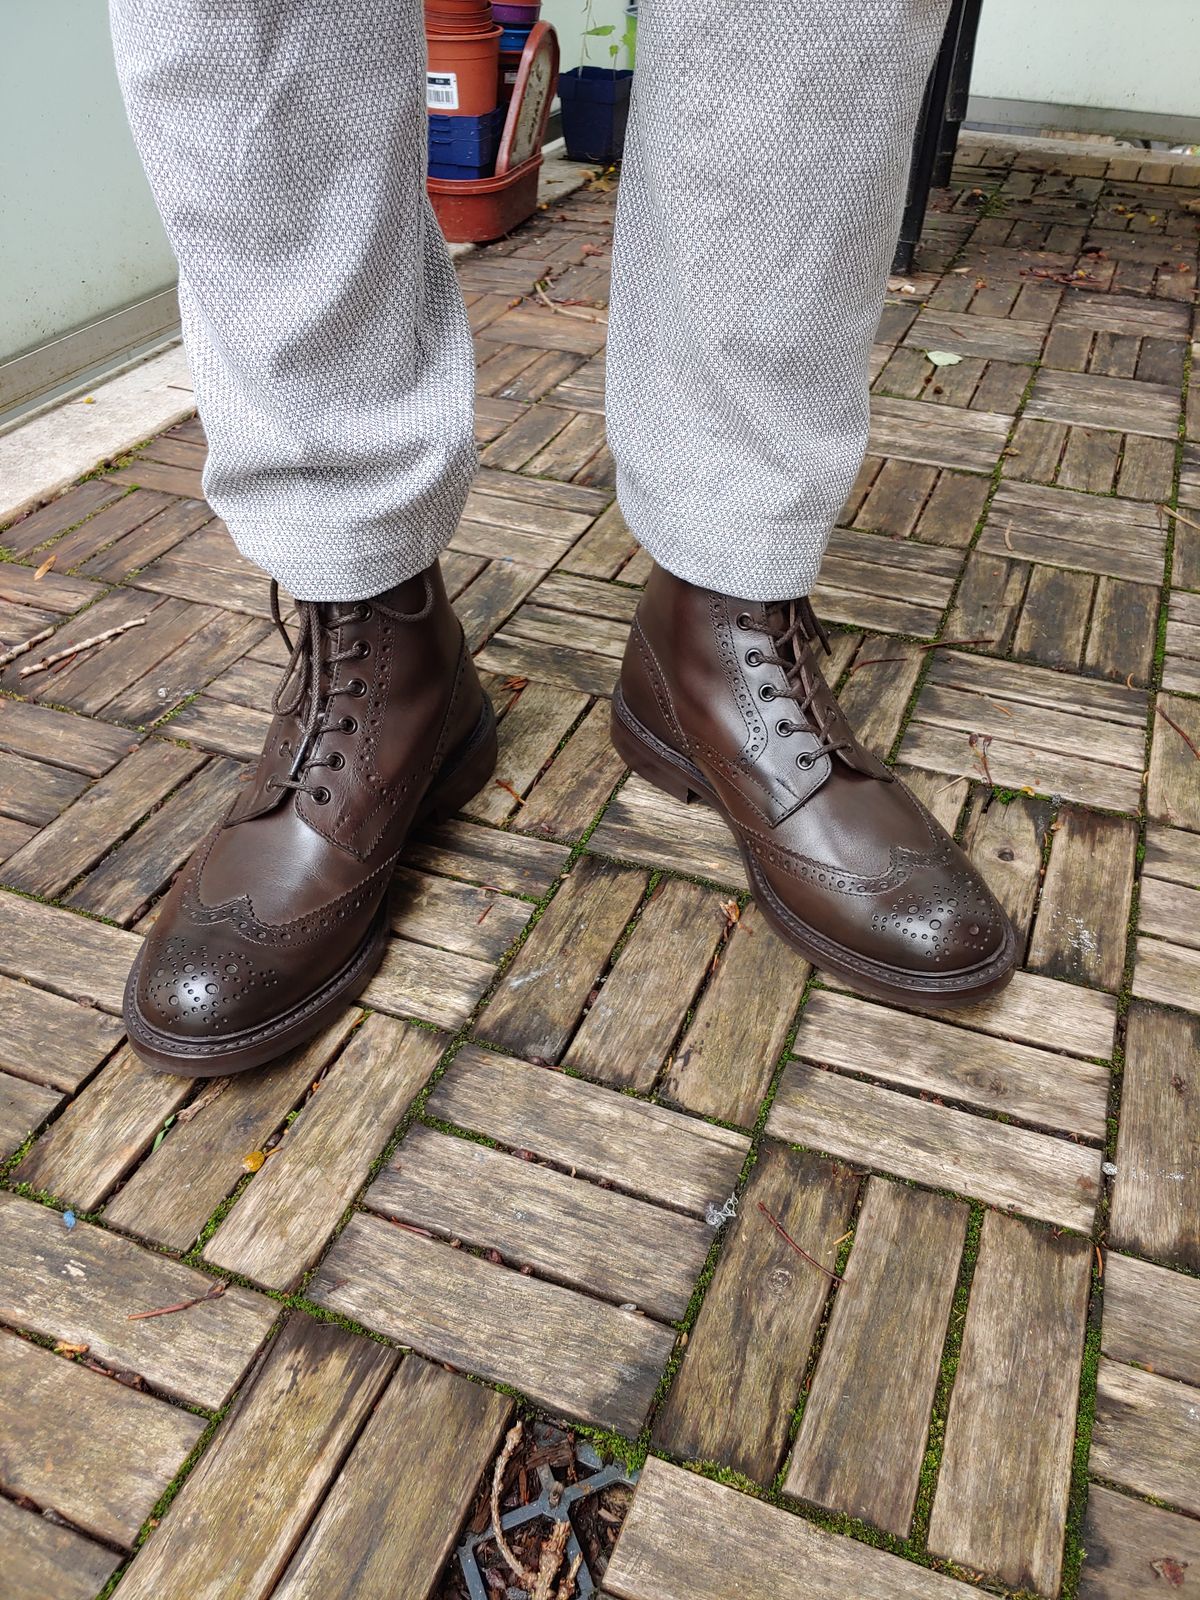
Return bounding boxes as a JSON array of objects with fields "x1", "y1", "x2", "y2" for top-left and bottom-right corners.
[{"x1": 454, "y1": 1423, "x2": 639, "y2": 1600}]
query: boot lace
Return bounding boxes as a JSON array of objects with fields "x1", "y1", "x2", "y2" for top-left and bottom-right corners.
[
  {"x1": 738, "y1": 598, "x2": 852, "y2": 769},
  {"x1": 265, "y1": 577, "x2": 433, "y2": 803}
]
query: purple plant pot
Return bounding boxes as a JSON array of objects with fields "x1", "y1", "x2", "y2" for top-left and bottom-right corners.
[{"x1": 492, "y1": 2, "x2": 540, "y2": 24}]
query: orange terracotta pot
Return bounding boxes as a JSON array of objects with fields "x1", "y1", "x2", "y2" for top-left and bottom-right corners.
[{"x1": 426, "y1": 25, "x2": 502, "y2": 115}]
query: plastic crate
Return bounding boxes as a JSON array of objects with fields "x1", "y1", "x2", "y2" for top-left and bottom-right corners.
[{"x1": 428, "y1": 106, "x2": 505, "y2": 168}]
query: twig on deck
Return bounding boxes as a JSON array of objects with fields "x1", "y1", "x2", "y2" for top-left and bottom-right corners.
[
  {"x1": 19, "y1": 617, "x2": 148, "y2": 679},
  {"x1": 758, "y1": 1202, "x2": 846, "y2": 1284},
  {"x1": 127, "y1": 1280, "x2": 227, "y2": 1321},
  {"x1": 1159, "y1": 705, "x2": 1200, "y2": 762},
  {"x1": 848, "y1": 637, "x2": 993, "y2": 675},
  {"x1": 0, "y1": 626, "x2": 56, "y2": 670}
]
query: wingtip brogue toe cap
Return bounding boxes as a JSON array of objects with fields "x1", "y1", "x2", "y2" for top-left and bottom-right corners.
[{"x1": 134, "y1": 931, "x2": 285, "y2": 1042}]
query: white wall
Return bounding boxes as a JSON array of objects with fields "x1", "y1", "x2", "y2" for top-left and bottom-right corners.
[
  {"x1": 1, "y1": 2, "x2": 177, "y2": 366},
  {"x1": 971, "y1": 0, "x2": 1199, "y2": 118}
]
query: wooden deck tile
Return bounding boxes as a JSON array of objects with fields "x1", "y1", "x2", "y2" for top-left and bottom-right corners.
[
  {"x1": 1, "y1": 740, "x2": 206, "y2": 897},
  {"x1": 784, "y1": 1180, "x2": 967, "y2": 1535},
  {"x1": 273, "y1": 1358, "x2": 512, "y2": 1600},
  {"x1": 814, "y1": 527, "x2": 961, "y2": 636},
  {"x1": 1109, "y1": 1004, "x2": 1200, "y2": 1270},
  {"x1": 362, "y1": 935, "x2": 496, "y2": 1029},
  {"x1": 654, "y1": 1144, "x2": 858, "y2": 1481},
  {"x1": 927, "y1": 1213, "x2": 1091, "y2": 1597},
  {"x1": 606, "y1": 1458, "x2": 979, "y2": 1600},
  {"x1": 1, "y1": 1495, "x2": 120, "y2": 1600},
  {"x1": 103, "y1": 1016, "x2": 357, "y2": 1252},
  {"x1": 0, "y1": 1071, "x2": 61, "y2": 1157},
  {"x1": 980, "y1": 479, "x2": 1167, "y2": 584},
  {"x1": 203, "y1": 1015, "x2": 442, "y2": 1289},
  {"x1": 1025, "y1": 370, "x2": 1180, "y2": 438},
  {"x1": 368, "y1": 1122, "x2": 710, "y2": 1321},
  {"x1": 462, "y1": 678, "x2": 588, "y2": 821},
  {"x1": 1079, "y1": 1484, "x2": 1200, "y2": 1600},
  {"x1": 1091, "y1": 1361, "x2": 1200, "y2": 1517},
  {"x1": 767, "y1": 1059, "x2": 1101, "y2": 1230},
  {"x1": 312, "y1": 1213, "x2": 674, "y2": 1433},
  {"x1": 792, "y1": 988, "x2": 1109, "y2": 1138},
  {"x1": 1149, "y1": 693, "x2": 1200, "y2": 831},
  {"x1": 1102, "y1": 1252, "x2": 1200, "y2": 1389},
  {"x1": 1164, "y1": 587, "x2": 1200, "y2": 695},
  {"x1": 900, "y1": 650, "x2": 1148, "y2": 812},
  {"x1": 517, "y1": 696, "x2": 627, "y2": 838},
  {"x1": 0, "y1": 1192, "x2": 274, "y2": 1407},
  {"x1": 114, "y1": 1316, "x2": 397, "y2": 1600},
  {"x1": 867, "y1": 393, "x2": 1012, "y2": 473},
  {"x1": 0, "y1": 1327, "x2": 205, "y2": 1549},
  {"x1": 0, "y1": 698, "x2": 136, "y2": 775},
  {"x1": 477, "y1": 855, "x2": 646, "y2": 1061},
  {"x1": 562, "y1": 877, "x2": 725, "y2": 1092},
  {"x1": 16, "y1": 1045, "x2": 196, "y2": 1210},
  {"x1": 2, "y1": 478, "x2": 128, "y2": 558},
  {"x1": 427, "y1": 1045, "x2": 748, "y2": 1218},
  {"x1": 0, "y1": 967, "x2": 124, "y2": 1092},
  {"x1": 1027, "y1": 808, "x2": 1138, "y2": 991},
  {"x1": 0, "y1": 892, "x2": 140, "y2": 1013},
  {"x1": 405, "y1": 815, "x2": 568, "y2": 897},
  {"x1": 588, "y1": 774, "x2": 746, "y2": 888},
  {"x1": 905, "y1": 307, "x2": 1049, "y2": 363},
  {"x1": 660, "y1": 903, "x2": 810, "y2": 1127}
]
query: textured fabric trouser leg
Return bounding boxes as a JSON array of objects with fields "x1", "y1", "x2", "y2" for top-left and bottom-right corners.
[
  {"x1": 109, "y1": 0, "x2": 477, "y2": 602},
  {"x1": 607, "y1": 0, "x2": 950, "y2": 600},
  {"x1": 111, "y1": 0, "x2": 947, "y2": 604}
]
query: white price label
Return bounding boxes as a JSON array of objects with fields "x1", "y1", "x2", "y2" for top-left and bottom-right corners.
[{"x1": 426, "y1": 71, "x2": 459, "y2": 110}]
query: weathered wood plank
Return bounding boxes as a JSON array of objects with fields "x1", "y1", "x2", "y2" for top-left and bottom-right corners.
[
  {"x1": 1, "y1": 741, "x2": 206, "y2": 896},
  {"x1": 0, "y1": 1495, "x2": 120, "y2": 1600},
  {"x1": 1079, "y1": 1483, "x2": 1200, "y2": 1600},
  {"x1": 362, "y1": 937, "x2": 494, "y2": 1029},
  {"x1": 312, "y1": 1213, "x2": 675, "y2": 1433},
  {"x1": 927, "y1": 1213, "x2": 1091, "y2": 1597},
  {"x1": 767, "y1": 1061, "x2": 1101, "y2": 1230},
  {"x1": 274, "y1": 1358, "x2": 512, "y2": 1600},
  {"x1": 1109, "y1": 1004, "x2": 1200, "y2": 1271},
  {"x1": 0, "y1": 699, "x2": 135, "y2": 776},
  {"x1": 0, "y1": 1192, "x2": 274, "y2": 1407},
  {"x1": 1091, "y1": 1360, "x2": 1200, "y2": 1516},
  {"x1": 478, "y1": 856, "x2": 646, "y2": 1061},
  {"x1": 562, "y1": 878, "x2": 723, "y2": 1091},
  {"x1": 0, "y1": 893, "x2": 141, "y2": 1013},
  {"x1": 785, "y1": 1180, "x2": 967, "y2": 1535},
  {"x1": 389, "y1": 867, "x2": 532, "y2": 962},
  {"x1": 369, "y1": 1122, "x2": 710, "y2": 1320},
  {"x1": 427, "y1": 1046, "x2": 748, "y2": 1218},
  {"x1": 517, "y1": 696, "x2": 627, "y2": 839},
  {"x1": 654, "y1": 1145, "x2": 859, "y2": 1481},
  {"x1": 1149, "y1": 693, "x2": 1200, "y2": 832},
  {"x1": 960, "y1": 788, "x2": 1051, "y2": 943},
  {"x1": 461, "y1": 678, "x2": 587, "y2": 823},
  {"x1": 605, "y1": 1458, "x2": 979, "y2": 1600},
  {"x1": 587, "y1": 775, "x2": 746, "y2": 889},
  {"x1": 1102, "y1": 1252, "x2": 1200, "y2": 1388},
  {"x1": 104, "y1": 1015, "x2": 358, "y2": 1251},
  {"x1": 406, "y1": 815, "x2": 568, "y2": 897},
  {"x1": 0, "y1": 1328, "x2": 205, "y2": 1548},
  {"x1": 793, "y1": 989, "x2": 1108, "y2": 1138},
  {"x1": 1028, "y1": 807, "x2": 1138, "y2": 990},
  {"x1": 0, "y1": 1070, "x2": 61, "y2": 1156},
  {"x1": 114, "y1": 1316, "x2": 397, "y2": 1600},
  {"x1": 0, "y1": 749, "x2": 90, "y2": 827},
  {"x1": 661, "y1": 903, "x2": 810, "y2": 1128},
  {"x1": 0, "y1": 969, "x2": 124, "y2": 1092},
  {"x1": 867, "y1": 394, "x2": 1012, "y2": 473},
  {"x1": 1025, "y1": 369, "x2": 1179, "y2": 438},
  {"x1": 16, "y1": 1046, "x2": 196, "y2": 1210},
  {"x1": 204, "y1": 1015, "x2": 442, "y2": 1289}
]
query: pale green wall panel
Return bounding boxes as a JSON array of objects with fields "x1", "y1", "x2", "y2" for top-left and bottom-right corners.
[{"x1": 1, "y1": 0, "x2": 177, "y2": 364}]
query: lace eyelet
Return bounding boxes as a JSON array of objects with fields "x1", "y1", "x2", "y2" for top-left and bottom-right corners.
[
  {"x1": 776, "y1": 720, "x2": 794, "y2": 737},
  {"x1": 745, "y1": 650, "x2": 763, "y2": 667},
  {"x1": 327, "y1": 752, "x2": 345, "y2": 770},
  {"x1": 280, "y1": 741, "x2": 291, "y2": 756},
  {"x1": 347, "y1": 678, "x2": 367, "y2": 697},
  {"x1": 354, "y1": 640, "x2": 371, "y2": 658},
  {"x1": 796, "y1": 752, "x2": 817, "y2": 770},
  {"x1": 339, "y1": 716, "x2": 358, "y2": 733},
  {"x1": 735, "y1": 612, "x2": 753, "y2": 630},
  {"x1": 759, "y1": 684, "x2": 776, "y2": 701},
  {"x1": 312, "y1": 786, "x2": 332, "y2": 805},
  {"x1": 358, "y1": 603, "x2": 372, "y2": 621}
]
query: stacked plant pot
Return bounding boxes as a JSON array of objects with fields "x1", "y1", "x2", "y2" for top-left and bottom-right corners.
[
  {"x1": 424, "y1": 0, "x2": 502, "y2": 121},
  {"x1": 494, "y1": 2, "x2": 541, "y2": 104}
]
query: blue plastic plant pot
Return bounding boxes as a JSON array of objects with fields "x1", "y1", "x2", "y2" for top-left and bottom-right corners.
[{"x1": 557, "y1": 65, "x2": 633, "y2": 164}]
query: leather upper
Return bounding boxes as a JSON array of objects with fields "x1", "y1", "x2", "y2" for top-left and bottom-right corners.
[
  {"x1": 134, "y1": 564, "x2": 484, "y2": 1046},
  {"x1": 620, "y1": 565, "x2": 1013, "y2": 986}
]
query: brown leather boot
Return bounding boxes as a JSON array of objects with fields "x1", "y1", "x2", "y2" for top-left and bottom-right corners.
[
  {"x1": 124, "y1": 563, "x2": 495, "y2": 1075},
  {"x1": 612, "y1": 565, "x2": 1016, "y2": 1007}
]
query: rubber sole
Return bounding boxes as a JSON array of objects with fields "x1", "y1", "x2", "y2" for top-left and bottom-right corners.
[
  {"x1": 610, "y1": 686, "x2": 1016, "y2": 1009},
  {"x1": 126, "y1": 695, "x2": 499, "y2": 1077}
]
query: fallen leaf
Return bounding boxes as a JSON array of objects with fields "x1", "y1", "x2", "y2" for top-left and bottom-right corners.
[
  {"x1": 55, "y1": 1340, "x2": 89, "y2": 1357},
  {"x1": 33, "y1": 553, "x2": 57, "y2": 581},
  {"x1": 925, "y1": 350, "x2": 963, "y2": 367},
  {"x1": 1150, "y1": 1557, "x2": 1189, "y2": 1587},
  {"x1": 242, "y1": 1149, "x2": 267, "y2": 1172}
]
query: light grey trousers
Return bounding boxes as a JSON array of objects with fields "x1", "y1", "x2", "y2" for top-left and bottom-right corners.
[{"x1": 110, "y1": 0, "x2": 948, "y2": 602}]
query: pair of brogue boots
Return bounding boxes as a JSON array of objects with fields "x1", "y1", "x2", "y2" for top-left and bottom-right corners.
[{"x1": 125, "y1": 563, "x2": 1013, "y2": 1076}]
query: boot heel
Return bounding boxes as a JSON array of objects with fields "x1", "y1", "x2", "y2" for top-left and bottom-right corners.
[
  {"x1": 610, "y1": 693, "x2": 705, "y2": 805},
  {"x1": 424, "y1": 698, "x2": 498, "y2": 821}
]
